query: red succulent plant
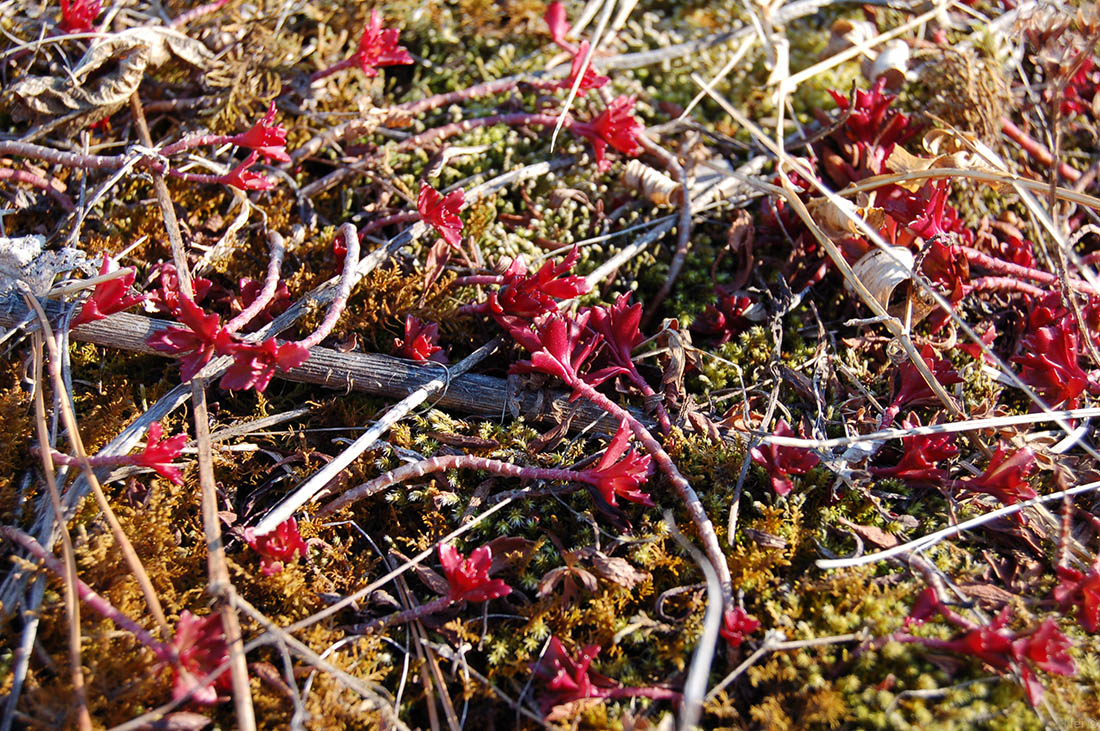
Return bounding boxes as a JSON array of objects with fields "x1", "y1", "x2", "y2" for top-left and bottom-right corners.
[
  {"x1": 572, "y1": 95, "x2": 644, "y2": 172},
  {"x1": 242, "y1": 517, "x2": 308, "y2": 576},
  {"x1": 578, "y1": 419, "x2": 652, "y2": 506},
  {"x1": 489, "y1": 246, "x2": 590, "y2": 319},
  {"x1": 167, "y1": 611, "x2": 231, "y2": 705},
  {"x1": 229, "y1": 102, "x2": 289, "y2": 163},
  {"x1": 1013, "y1": 299, "x2": 1092, "y2": 409},
  {"x1": 544, "y1": 1, "x2": 571, "y2": 48},
  {"x1": 439, "y1": 543, "x2": 511, "y2": 603},
  {"x1": 394, "y1": 315, "x2": 446, "y2": 362},
  {"x1": 953, "y1": 444, "x2": 1037, "y2": 505},
  {"x1": 417, "y1": 182, "x2": 465, "y2": 249},
  {"x1": 147, "y1": 295, "x2": 223, "y2": 382},
  {"x1": 870, "y1": 414, "x2": 958, "y2": 486},
  {"x1": 222, "y1": 152, "x2": 273, "y2": 191},
  {"x1": 133, "y1": 421, "x2": 188, "y2": 486},
  {"x1": 218, "y1": 336, "x2": 309, "y2": 393},
  {"x1": 558, "y1": 41, "x2": 609, "y2": 93},
  {"x1": 585, "y1": 294, "x2": 642, "y2": 369},
  {"x1": 1054, "y1": 566, "x2": 1100, "y2": 633},
  {"x1": 73, "y1": 256, "x2": 145, "y2": 326},
  {"x1": 720, "y1": 606, "x2": 761, "y2": 648},
  {"x1": 750, "y1": 420, "x2": 820, "y2": 497},
  {"x1": 504, "y1": 311, "x2": 624, "y2": 398},
  {"x1": 59, "y1": 0, "x2": 100, "y2": 33},
  {"x1": 883, "y1": 344, "x2": 963, "y2": 425},
  {"x1": 351, "y1": 9, "x2": 414, "y2": 77}
]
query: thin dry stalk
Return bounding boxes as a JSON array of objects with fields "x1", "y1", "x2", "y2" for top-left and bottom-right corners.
[
  {"x1": 29, "y1": 334, "x2": 91, "y2": 731},
  {"x1": 19, "y1": 288, "x2": 171, "y2": 637},
  {"x1": 128, "y1": 91, "x2": 257, "y2": 731}
]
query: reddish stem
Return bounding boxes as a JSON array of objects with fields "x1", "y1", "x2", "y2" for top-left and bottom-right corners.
[
  {"x1": 0, "y1": 166, "x2": 75, "y2": 211},
  {"x1": 452, "y1": 275, "x2": 506, "y2": 287},
  {"x1": 965, "y1": 276, "x2": 1048, "y2": 298},
  {"x1": 47, "y1": 448, "x2": 177, "y2": 476},
  {"x1": 310, "y1": 57, "x2": 356, "y2": 84},
  {"x1": 573, "y1": 382, "x2": 732, "y2": 599},
  {"x1": 2, "y1": 526, "x2": 173, "y2": 662},
  {"x1": 294, "y1": 224, "x2": 360, "y2": 350},
  {"x1": 962, "y1": 246, "x2": 1098, "y2": 296},
  {"x1": 354, "y1": 595, "x2": 454, "y2": 634},
  {"x1": 159, "y1": 133, "x2": 237, "y2": 158},
  {"x1": 319, "y1": 454, "x2": 607, "y2": 517},
  {"x1": 0, "y1": 140, "x2": 256, "y2": 188},
  {"x1": 225, "y1": 232, "x2": 286, "y2": 334},
  {"x1": 1001, "y1": 117, "x2": 1082, "y2": 183},
  {"x1": 455, "y1": 301, "x2": 492, "y2": 317},
  {"x1": 358, "y1": 211, "x2": 421, "y2": 241},
  {"x1": 170, "y1": 0, "x2": 230, "y2": 27}
]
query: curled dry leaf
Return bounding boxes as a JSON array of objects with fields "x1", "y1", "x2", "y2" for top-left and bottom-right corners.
[
  {"x1": 866, "y1": 40, "x2": 910, "y2": 90},
  {"x1": 585, "y1": 550, "x2": 650, "y2": 590},
  {"x1": 4, "y1": 28, "x2": 212, "y2": 132},
  {"x1": 849, "y1": 245, "x2": 913, "y2": 308},
  {"x1": 805, "y1": 194, "x2": 885, "y2": 241},
  {"x1": 822, "y1": 18, "x2": 877, "y2": 59},
  {"x1": 622, "y1": 159, "x2": 682, "y2": 206}
]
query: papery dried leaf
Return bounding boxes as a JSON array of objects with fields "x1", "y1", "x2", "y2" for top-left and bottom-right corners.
[
  {"x1": 848, "y1": 245, "x2": 914, "y2": 312},
  {"x1": 587, "y1": 551, "x2": 649, "y2": 589},
  {"x1": 4, "y1": 28, "x2": 212, "y2": 131},
  {"x1": 805, "y1": 195, "x2": 885, "y2": 241},
  {"x1": 837, "y1": 517, "x2": 899, "y2": 548},
  {"x1": 623, "y1": 160, "x2": 681, "y2": 206}
]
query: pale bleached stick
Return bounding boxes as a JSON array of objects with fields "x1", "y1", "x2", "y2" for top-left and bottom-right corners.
[
  {"x1": 251, "y1": 337, "x2": 502, "y2": 535},
  {"x1": 817, "y1": 480, "x2": 1100, "y2": 570}
]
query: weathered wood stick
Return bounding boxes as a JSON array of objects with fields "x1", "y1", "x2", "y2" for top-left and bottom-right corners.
[{"x1": 0, "y1": 294, "x2": 638, "y2": 438}]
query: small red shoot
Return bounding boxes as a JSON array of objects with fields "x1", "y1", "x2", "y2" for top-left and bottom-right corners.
[
  {"x1": 59, "y1": 0, "x2": 101, "y2": 33},
  {"x1": 439, "y1": 543, "x2": 511, "y2": 603},
  {"x1": 221, "y1": 152, "x2": 273, "y2": 191},
  {"x1": 168, "y1": 611, "x2": 231, "y2": 705},
  {"x1": 352, "y1": 9, "x2": 414, "y2": 77},
  {"x1": 73, "y1": 256, "x2": 144, "y2": 326},
  {"x1": 572, "y1": 95, "x2": 644, "y2": 172},
  {"x1": 229, "y1": 102, "x2": 289, "y2": 163},
  {"x1": 394, "y1": 315, "x2": 446, "y2": 362},
  {"x1": 242, "y1": 517, "x2": 307, "y2": 576},
  {"x1": 489, "y1": 246, "x2": 590, "y2": 319},
  {"x1": 417, "y1": 182, "x2": 465, "y2": 249},
  {"x1": 750, "y1": 420, "x2": 820, "y2": 497},
  {"x1": 720, "y1": 606, "x2": 760, "y2": 648},
  {"x1": 133, "y1": 421, "x2": 188, "y2": 486},
  {"x1": 558, "y1": 41, "x2": 609, "y2": 93},
  {"x1": 580, "y1": 419, "x2": 653, "y2": 507},
  {"x1": 1053, "y1": 566, "x2": 1100, "y2": 633}
]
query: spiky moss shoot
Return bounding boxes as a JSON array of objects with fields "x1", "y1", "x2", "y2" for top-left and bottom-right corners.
[{"x1": 693, "y1": 324, "x2": 773, "y2": 392}]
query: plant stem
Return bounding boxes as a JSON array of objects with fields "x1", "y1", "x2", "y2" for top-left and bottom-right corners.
[
  {"x1": 0, "y1": 166, "x2": 74, "y2": 211},
  {"x1": 1, "y1": 526, "x2": 173, "y2": 661},
  {"x1": 574, "y1": 382, "x2": 732, "y2": 600},
  {"x1": 319, "y1": 455, "x2": 598, "y2": 517},
  {"x1": 29, "y1": 336, "x2": 91, "y2": 731},
  {"x1": 354, "y1": 595, "x2": 454, "y2": 634},
  {"x1": 965, "y1": 276, "x2": 1047, "y2": 298},
  {"x1": 961, "y1": 245, "x2": 1097, "y2": 296},
  {"x1": 295, "y1": 223, "x2": 359, "y2": 350},
  {"x1": 225, "y1": 231, "x2": 286, "y2": 334}
]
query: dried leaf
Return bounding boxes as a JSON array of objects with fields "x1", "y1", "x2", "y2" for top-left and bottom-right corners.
[
  {"x1": 623, "y1": 159, "x2": 681, "y2": 206},
  {"x1": 4, "y1": 27, "x2": 212, "y2": 132},
  {"x1": 805, "y1": 195, "x2": 885, "y2": 241},
  {"x1": 848, "y1": 245, "x2": 914, "y2": 312},
  {"x1": 837, "y1": 517, "x2": 899, "y2": 548},
  {"x1": 586, "y1": 550, "x2": 649, "y2": 589}
]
